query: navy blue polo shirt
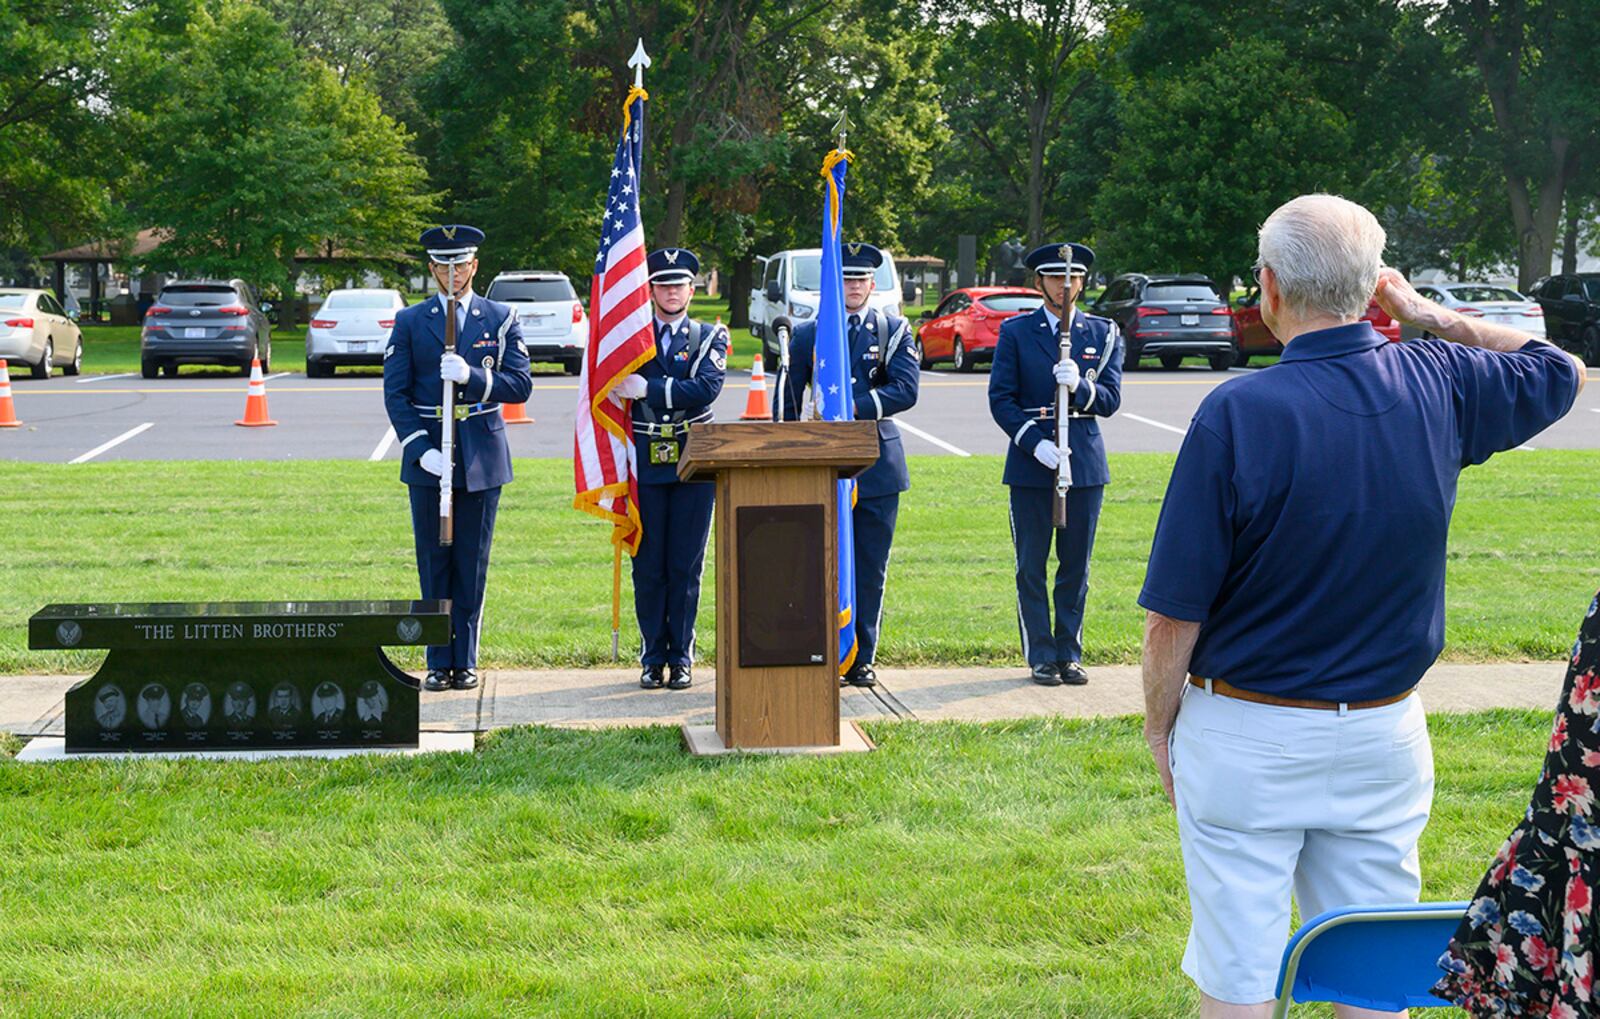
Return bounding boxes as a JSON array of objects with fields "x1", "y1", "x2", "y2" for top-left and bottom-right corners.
[{"x1": 1139, "y1": 323, "x2": 1580, "y2": 701}]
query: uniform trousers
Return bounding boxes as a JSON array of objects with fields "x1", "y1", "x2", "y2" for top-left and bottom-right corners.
[
  {"x1": 852, "y1": 493, "x2": 900, "y2": 666},
  {"x1": 633, "y1": 481, "x2": 715, "y2": 666},
  {"x1": 408, "y1": 484, "x2": 501, "y2": 671},
  {"x1": 1007, "y1": 483, "x2": 1103, "y2": 666}
]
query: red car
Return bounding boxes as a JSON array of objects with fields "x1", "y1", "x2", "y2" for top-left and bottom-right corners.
[
  {"x1": 1231, "y1": 289, "x2": 1400, "y2": 365},
  {"x1": 915, "y1": 286, "x2": 1045, "y2": 372}
]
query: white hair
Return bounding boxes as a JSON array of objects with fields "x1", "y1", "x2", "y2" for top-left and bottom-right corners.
[{"x1": 1257, "y1": 194, "x2": 1386, "y2": 321}]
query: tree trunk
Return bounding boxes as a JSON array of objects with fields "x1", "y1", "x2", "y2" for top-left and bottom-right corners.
[
  {"x1": 1025, "y1": 99, "x2": 1047, "y2": 246},
  {"x1": 726, "y1": 254, "x2": 753, "y2": 328},
  {"x1": 1562, "y1": 199, "x2": 1581, "y2": 274}
]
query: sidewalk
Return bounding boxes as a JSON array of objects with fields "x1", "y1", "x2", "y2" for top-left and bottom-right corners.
[{"x1": 0, "y1": 661, "x2": 1569, "y2": 738}]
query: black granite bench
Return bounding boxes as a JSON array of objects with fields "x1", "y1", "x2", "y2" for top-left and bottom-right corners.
[{"x1": 28, "y1": 601, "x2": 450, "y2": 753}]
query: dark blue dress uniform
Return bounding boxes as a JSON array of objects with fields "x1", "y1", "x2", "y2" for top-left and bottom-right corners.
[
  {"x1": 383, "y1": 225, "x2": 532, "y2": 685},
  {"x1": 630, "y1": 248, "x2": 728, "y2": 681},
  {"x1": 777, "y1": 243, "x2": 919, "y2": 681},
  {"x1": 988, "y1": 242, "x2": 1123, "y2": 682}
]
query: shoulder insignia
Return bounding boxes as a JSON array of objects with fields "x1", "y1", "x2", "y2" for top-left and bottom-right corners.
[
  {"x1": 711, "y1": 349, "x2": 726, "y2": 371},
  {"x1": 517, "y1": 339, "x2": 528, "y2": 356},
  {"x1": 384, "y1": 345, "x2": 395, "y2": 360}
]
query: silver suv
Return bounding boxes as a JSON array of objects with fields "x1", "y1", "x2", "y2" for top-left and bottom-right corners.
[{"x1": 484, "y1": 270, "x2": 588, "y2": 374}]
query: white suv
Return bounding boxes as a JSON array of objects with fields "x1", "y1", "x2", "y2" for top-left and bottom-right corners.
[
  {"x1": 484, "y1": 270, "x2": 588, "y2": 374},
  {"x1": 748, "y1": 248, "x2": 902, "y2": 366}
]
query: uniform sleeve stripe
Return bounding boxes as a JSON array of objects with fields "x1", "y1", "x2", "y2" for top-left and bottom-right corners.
[
  {"x1": 664, "y1": 378, "x2": 674, "y2": 410},
  {"x1": 1014, "y1": 420, "x2": 1035, "y2": 446},
  {"x1": 400, "y1": 429, "x2": 427, "y2": 448},
  {"x1": 479, "y1": 367, "x2": 492, "y2": 402},
  {"x1": 869, "y1": 390, "x2": 883, "y2": 419}
]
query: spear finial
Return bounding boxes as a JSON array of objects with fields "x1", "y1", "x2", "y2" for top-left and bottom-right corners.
[
  {"x1": 629, "y1": 38, "x2": 651, "y2": 88},
  {"x1": 833, "y1": 109, "x2": 850, "y2": 152}
]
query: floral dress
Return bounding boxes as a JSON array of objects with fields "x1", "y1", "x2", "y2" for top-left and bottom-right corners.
[{"x1": 1434, "y1": 591, "x2": 1600, "y2": 1017}]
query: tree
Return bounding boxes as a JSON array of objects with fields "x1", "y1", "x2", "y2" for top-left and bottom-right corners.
[
  {"x1": 932, "y1": 0, "x2": 1119, "y2": 247},
  {"x1": 0, "y1": 0, "x2": 132, "y2": 250},
  {"x1": 256, "y1": 0, "x2": 452, "y2": 131},
  {"x1": 1094, "y1": 38, "x2": 1354, "y2": 288},
  {"x1": 1437, "y1": 0, "x2": 1600, "y2": 290},
  {"x1": 118, "y1": 1, "x2": 432, "y2": 294}
]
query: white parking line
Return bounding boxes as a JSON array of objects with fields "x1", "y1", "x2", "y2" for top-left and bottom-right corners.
[
  {"x1": 895, "y1": 418, "x2": 971, "y2": 457},
  {"x1": 1517, "y1": 444, "x2": 1537, "y2": 451},
  {"x1": 74, "y1": 372, "x2": 134, "y2": 385},
  {"x1": 69, "y1": 422, "x2": 154, "y2": 464},
  {"x1": 368, "y1": 426, "x2": 397, "y2": 462},
  {"x1": 263, "y1": 372, "x2": 292, "y2": 382},
  {"x1": 1122, "y1": 413, "x2": 1188, "y2": 436}
]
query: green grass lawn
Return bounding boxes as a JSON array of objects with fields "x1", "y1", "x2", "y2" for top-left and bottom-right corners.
[
  {"x1": 0, "y1": 711, "x2": 1547, "y2": 1015},
  {"x1": 3, "y1": 452, "x2": 1596, "y2": 676}
]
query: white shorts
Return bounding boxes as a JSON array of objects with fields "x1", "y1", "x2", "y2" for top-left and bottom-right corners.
[{"x1": 1170, "y1": 682, "x2": 1434, "y2": 1004}]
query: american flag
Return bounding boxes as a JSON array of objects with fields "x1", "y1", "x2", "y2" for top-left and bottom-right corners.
[{"x1": 573, "y1": 87, "x2": 655, "y2": 554}]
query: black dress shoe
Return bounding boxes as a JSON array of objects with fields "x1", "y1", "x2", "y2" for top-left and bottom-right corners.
[
  {"x1": 667, "y1": 663, "x2": 692, "y2": 690},
  {"x1": 640, "y1": 664, "x2": 665, "y2": 689},
  {"x1": 1030, "y1": 662, "x2": 1062, "y2": 686},
  {"x1": 1057, "y1": 661, "x2": 1088, "y2": 686},
  {"x1": 423, "y1": 669, "x2": 453, "y2": 692},
  {"x1": 846, "y1": 663, "x2": 878, "y2": 687},
  {"x1": 452, "y1": 668, "x2": 479, "y2": 690}
]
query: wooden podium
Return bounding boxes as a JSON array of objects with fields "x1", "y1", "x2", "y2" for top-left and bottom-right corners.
[{"x1": 677, "y1": 420, "x2": 881, "y2": 755}]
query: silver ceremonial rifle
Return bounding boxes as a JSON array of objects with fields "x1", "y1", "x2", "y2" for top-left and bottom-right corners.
[
  {"x1": 1052, "y1": 262, "x2": 1073, "y2": 530},
  {"x1": 440, "y1": 261, "x2": 457, "y2": 547}
]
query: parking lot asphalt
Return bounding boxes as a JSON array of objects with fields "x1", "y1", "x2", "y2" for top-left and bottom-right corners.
[{"x1": 2, "y1": 364, "x2": 1597, "y2": 464}]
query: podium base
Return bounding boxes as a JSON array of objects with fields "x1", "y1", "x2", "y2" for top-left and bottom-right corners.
[{"x1": 680, "y1": 720, "x2": 875, "y2": 757}]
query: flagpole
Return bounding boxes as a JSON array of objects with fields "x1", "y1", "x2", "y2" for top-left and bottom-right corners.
[{"x1": 609, "y1": 38, "x2": 652, "y2": 664}]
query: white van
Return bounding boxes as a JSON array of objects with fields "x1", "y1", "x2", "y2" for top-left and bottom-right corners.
[{"x1": 748, "y1": 248, "x2": 902, "y2": 366}]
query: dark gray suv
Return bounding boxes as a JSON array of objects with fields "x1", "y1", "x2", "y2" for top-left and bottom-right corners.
[
  {"x1": 141, "y1": 280, "x2": 272, "y2": 378},
  {"x1": 1090, "y1": 274, "x2": 1236, "y2": 370}
]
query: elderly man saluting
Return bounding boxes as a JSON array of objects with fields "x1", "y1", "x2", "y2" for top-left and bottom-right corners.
[{"x1": 1139, "y1": 194, "x2": 1586, "y2": 1018}]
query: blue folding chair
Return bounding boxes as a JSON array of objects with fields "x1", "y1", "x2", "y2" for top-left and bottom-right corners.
[{"x1": 1271, "y1": 901, "x2": 1470, "y2": 1018}]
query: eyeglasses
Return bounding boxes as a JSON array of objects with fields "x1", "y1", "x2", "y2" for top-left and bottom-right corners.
[{"x1": 1252, "y1": 262, "x2": 1269, "y2": 285}]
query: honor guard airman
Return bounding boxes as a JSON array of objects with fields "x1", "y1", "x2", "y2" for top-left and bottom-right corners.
[
  {"x1": 382, "y1": 224, "x2": 533, "y2": 692},
  {"x1": 777, "y1": 242, "x2": 920, "y2": 687},
  {"x1": 988, "y1": 242, "x2": 1123, "y2": 686},
  {"x1": 613, "y1": 248, "x2": 728, "y2": 690}
]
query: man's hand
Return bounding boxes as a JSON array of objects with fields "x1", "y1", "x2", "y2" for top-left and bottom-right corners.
[
  {"x1": 1376, "y1": 267, "x2": 1577, "y2": 378},
  {"x1": 419, "y1": 448, "x2": 445, "y2": 477},
  {"x1": 1145, "y1": 729, "x2": 1175, "y2": 807},
  {"x1": 1373, "y1": 268, "x2": 1454, "y2": 337},
  {"x1": 1053, "y1": 359, "x2": 1080, "y2": 392},
  {"x1": 1032, "y1": 438, "x2": 1061, "y2": 470},
  {"x1": 439, "y1": 353, "x2": 470, "y2": 384},
  {"x1": 615, "y1": 374, "x2": 648, "y2": 400}
]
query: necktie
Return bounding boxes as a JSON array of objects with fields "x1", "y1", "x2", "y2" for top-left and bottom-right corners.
[
  {"x1": 848, "y1": 314, "x2": 860, "y2": 346},
  {"x1": 658, "y1": 323, "x2": 671, "y2": 353}
]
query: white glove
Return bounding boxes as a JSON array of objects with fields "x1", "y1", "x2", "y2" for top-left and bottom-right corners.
[
  {"x1": 615, "y1": 374, "x2": 648, "y2": 400},
  {"x1": 419, "y1": 449, "x2": 445, "y2": 477},
  {"x1": 1053, "y1": 359, "x2": 1080, "y2": 392},
  {"x1": 1032, "y1": 439, "x2": 1061, "y2": 470},
  {"x1": 439, "y1": 353, "x2": 470, "y2": 384}
]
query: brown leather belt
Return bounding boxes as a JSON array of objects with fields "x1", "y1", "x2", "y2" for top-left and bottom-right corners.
[{"x1": 1189, "y1": 676, "x2": 1415, "y2": 711}]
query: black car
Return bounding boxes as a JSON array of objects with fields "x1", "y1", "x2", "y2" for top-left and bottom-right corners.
[
  {"x1": 1528, "y1": 273, "x2": 1600, "y2": 360},
  {"x1": 140, "y1": 279, "x2": 272, "y2": 378},
  {"x1": 1090, "y1": 274, "x2": 1235, "y2": 370}
]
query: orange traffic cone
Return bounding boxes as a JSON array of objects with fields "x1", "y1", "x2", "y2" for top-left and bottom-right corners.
[
  {"x1": 501, "y1": 401, "x2": 533, "y2": 424},
  {"x1": 741, "y1": 353, "x2": 772, "y2": 420},
  {"x1": 0, "y1": 360, "x2": 19, "y2": 428},
  {"x1": 234, "y1": 358, "x2": 277, "y2": 427}
]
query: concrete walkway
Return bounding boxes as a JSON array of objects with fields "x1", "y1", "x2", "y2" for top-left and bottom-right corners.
[{"x1": 0, "y1": 661, "x2": 1570, "y2": 738}]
